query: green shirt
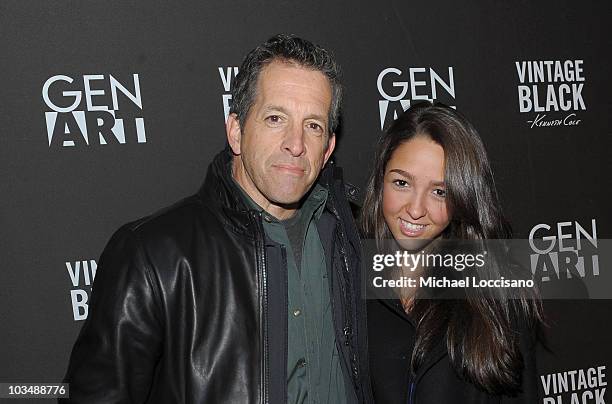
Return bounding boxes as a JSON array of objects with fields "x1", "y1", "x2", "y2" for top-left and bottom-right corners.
[{"x1": 233, "y1": 179, "x2": 347, "y2": 404}]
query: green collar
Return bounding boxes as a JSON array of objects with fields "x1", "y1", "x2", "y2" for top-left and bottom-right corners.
[{"x1": 230, "y1": 173, "x2": 328, "y2": 224}]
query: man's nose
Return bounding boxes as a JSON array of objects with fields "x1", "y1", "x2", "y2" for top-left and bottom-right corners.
[{"x1": 282, "y1": 123, "x2": 306, "y2": 157}]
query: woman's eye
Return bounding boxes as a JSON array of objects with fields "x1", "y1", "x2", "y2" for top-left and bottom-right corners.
[
  {"x1": 433, "y1": 188, "x2": 447, "y2": 198},
  {"x1": 392, "y1": 179, "x2": 408, "y2": 188}
]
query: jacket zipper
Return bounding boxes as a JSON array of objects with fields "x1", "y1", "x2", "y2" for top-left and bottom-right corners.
[
  {"x1": 252, "y1": 211, "x2": 269, "y2": 404},
  {"x1": 329, "y1": 201, "x2": 361, "y2": 398},
  {"x1": 408, "y1": 381, "x2": 415, "y2": 404}
]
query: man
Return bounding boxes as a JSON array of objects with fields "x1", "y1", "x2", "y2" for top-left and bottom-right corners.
[{"x1": 62, "y1": 34, "x2": 373, "y2": 403}]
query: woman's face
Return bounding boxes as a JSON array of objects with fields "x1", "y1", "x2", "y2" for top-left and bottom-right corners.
[{"x1": 382, "y1": 135, "x2": 450, "y2": 248}]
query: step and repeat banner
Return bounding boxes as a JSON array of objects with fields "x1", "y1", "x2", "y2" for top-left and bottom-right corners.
[{"x1": 1, "y1": 1, "x2": 610, "y2": 402}]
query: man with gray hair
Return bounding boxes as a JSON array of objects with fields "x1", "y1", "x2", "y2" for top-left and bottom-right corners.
[{"x1": 63, "y1": 34, "x2": 373, "y2": 403}]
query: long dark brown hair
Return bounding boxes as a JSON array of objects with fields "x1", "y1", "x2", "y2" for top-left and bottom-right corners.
[{"x1": 361, "y1": 102, "x2": 543, "y2": 395}]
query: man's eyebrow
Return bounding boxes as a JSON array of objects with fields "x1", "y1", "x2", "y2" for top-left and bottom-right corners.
[
  {"x1": 262, "y1": 105, "x2": 289, "y2": 115},
  {"x1": 304, "y1": 112, "x2": 327, "y2": 122},
  {"x1": 388, "y1": 169, "x2": 445, "y2": 186}
]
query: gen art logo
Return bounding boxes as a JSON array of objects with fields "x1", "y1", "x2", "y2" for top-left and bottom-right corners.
[
  {"x1": 529, "y1": 219, "x2": 598, "y2": 283},
  {"x1": 377, "y1": 66, "x2": 456, "y2": 130},
  {"x1": 43, "y1": 74, "x2": 146, "y2": 147}
]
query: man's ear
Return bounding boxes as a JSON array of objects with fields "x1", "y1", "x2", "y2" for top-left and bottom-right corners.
[
  {"x1": 226, "y1": 113, "x2": 242, "y2": 155},
  {"x1": 323, "y1": 133, "x2": 336, "y2": 165}
]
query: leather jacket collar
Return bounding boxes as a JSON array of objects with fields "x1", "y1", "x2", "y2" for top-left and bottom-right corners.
[{"x1": 198, "y1": 147, "x2": 344, "y2": 236}]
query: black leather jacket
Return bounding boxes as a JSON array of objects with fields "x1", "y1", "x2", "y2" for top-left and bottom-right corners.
[{"x1": 62, "y1": 149, "x2": 373, "y2": 404}]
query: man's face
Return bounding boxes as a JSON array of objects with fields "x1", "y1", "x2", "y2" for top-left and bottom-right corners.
[{"x1": 227, "y1": 60, "x2": 336, "y2": 219}]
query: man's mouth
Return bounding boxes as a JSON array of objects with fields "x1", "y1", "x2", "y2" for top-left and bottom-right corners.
[{"x1": 273, "y1": 164, "x2": 306, "y2": 176}]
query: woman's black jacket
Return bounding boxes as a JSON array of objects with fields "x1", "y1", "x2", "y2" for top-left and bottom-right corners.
[{"x1": 367, "y1": 298, "x2": 539, "y2": 404}]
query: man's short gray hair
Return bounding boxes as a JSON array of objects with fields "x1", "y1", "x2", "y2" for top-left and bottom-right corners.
[{"x1": 230, "y1": 34, "x2": 342, "y2": 135}]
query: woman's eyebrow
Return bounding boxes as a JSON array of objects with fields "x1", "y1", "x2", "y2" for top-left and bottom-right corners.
[
  {"x1": 388, "y1": 169, "x2": 445, "y2": 186},
  {"x1": 388, "y1": 168, "x2": 414, "y2": 181}
]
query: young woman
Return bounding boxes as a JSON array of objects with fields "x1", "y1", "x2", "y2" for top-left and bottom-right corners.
[{"x1": 361, "y1": 102, "x2": 543, "y2": 403}]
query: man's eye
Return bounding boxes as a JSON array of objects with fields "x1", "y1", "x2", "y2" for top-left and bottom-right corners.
[
  {"x1": 266, "y1": 115, "x2": 281, "y2": 123},
  {"x1": 307, "y1": 122, "x2": 323, "y2": 131}
]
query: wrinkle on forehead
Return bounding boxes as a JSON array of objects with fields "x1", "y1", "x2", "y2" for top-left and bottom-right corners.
[{"x1": 255, "y1": 61, "x2": 332, "y2": 115}]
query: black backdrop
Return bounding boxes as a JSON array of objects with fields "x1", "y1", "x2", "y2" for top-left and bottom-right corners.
[{"x1": 1, "y1": 1, "x2": 611, "y2": 402}]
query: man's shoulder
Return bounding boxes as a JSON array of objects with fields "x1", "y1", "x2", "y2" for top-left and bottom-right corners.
[
  {"x1": 321, "y1": 161, "x2": 361, "y2": 206},
  {"x1": 114, "y1": 193, "x2": 223, "y2": 250},
  {"x1": 127, "y1": 194, "x2": 203, "y2": 230}
]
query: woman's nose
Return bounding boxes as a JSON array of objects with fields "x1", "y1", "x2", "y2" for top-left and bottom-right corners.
[{"x1": 405, "y1": 192, "x2": 426, "y2": 220}]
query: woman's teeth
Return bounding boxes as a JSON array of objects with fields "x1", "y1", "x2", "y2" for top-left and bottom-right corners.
[{"x1": 400, "y1": 218, "x2": 426, "y2": 231}]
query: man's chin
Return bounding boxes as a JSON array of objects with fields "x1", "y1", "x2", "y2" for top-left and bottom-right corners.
[
  {"x1": 265, "y1": 186, "x2": 310, "y2": 206},
  {"x1": 269, "y1": 196, "x2": 304, "y2": 208}
]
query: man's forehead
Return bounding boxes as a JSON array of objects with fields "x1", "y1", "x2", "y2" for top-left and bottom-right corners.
[{"x1": 258, "y1": 59, "x2": 332, "y2": 92}]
